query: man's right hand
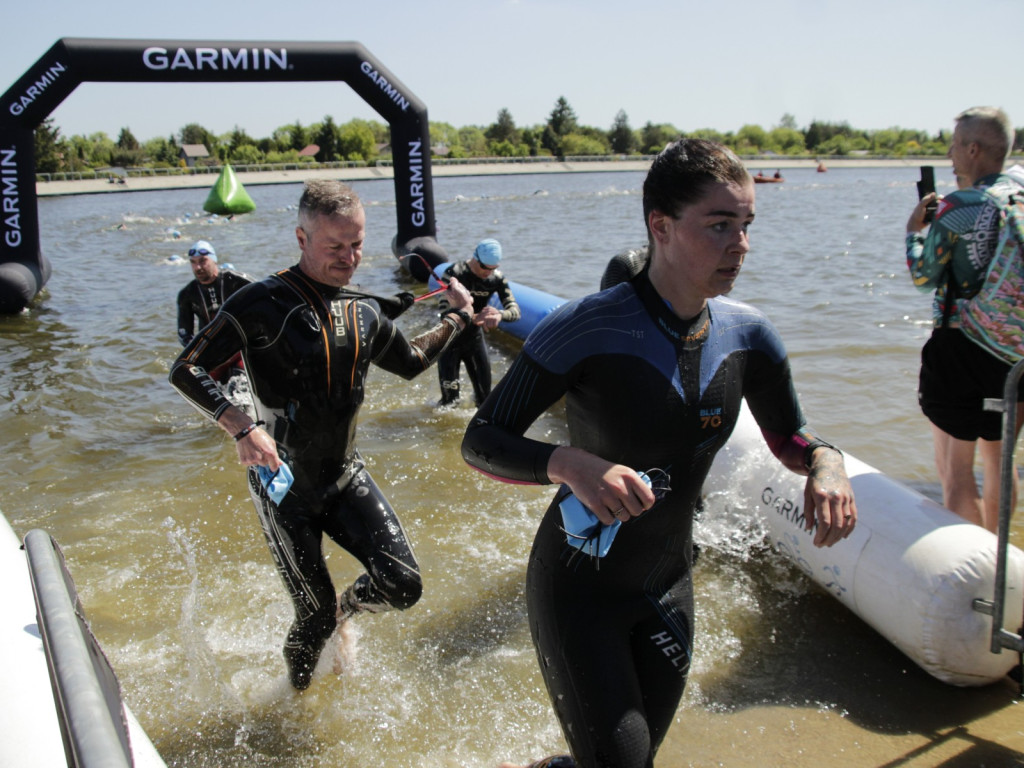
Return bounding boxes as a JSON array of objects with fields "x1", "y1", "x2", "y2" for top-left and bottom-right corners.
[
  {"x1": 218, "y1": 406, "x2": 281, "y2": 470},
  {"x1": 444, "y1": 277, "x2": 475, "y2": 317},
  {"x1": 907, "y1": 192, "x2": 938, "y2": 233}
]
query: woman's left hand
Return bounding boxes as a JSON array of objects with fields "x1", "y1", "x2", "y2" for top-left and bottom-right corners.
[{"x1": 803, "y1": 448, "x2": 857, "y2": 547}]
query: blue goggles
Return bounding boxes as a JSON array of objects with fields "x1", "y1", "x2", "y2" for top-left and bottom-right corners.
[{"x1": 188, "y1": 247, "x2": 213, "y2": 258}]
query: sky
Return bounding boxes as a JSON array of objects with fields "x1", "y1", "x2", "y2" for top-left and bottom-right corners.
[{"x1": 4, "y1": 0, "x2": 1024, "y2": 143}]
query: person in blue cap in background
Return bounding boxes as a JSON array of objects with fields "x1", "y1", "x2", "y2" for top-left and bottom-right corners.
[
  {"x1": 176, "y1": 239, "x2": 253, "y2": 350},
  {"x1": 437, "y1": 238, "x2": 521, "y2": 406}
]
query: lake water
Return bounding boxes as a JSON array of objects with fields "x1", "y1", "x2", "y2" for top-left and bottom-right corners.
[{"x1": 3, "y1": 167, "x2": 1023, "y2": 767}]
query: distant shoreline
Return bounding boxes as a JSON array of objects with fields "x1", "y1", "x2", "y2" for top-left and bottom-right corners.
[{"x1": 36, "y1": 157, "x2": 952, "y2": 197}]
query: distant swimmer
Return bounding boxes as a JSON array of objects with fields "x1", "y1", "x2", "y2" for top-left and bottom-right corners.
[
  {"x1": 436, "y1": 238, "x2": 520, "y2": 407},
  {"x1": 175, "y1": 240, "x2": 252, "y2": 351},
  {"x1": 169, "y1": 180, "x2": 477, "y2": 691}
]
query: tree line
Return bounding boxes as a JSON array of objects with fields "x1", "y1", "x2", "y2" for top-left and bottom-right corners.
[{"x1": 32, "y1": 96, "x2": 1024, "y2": 174}]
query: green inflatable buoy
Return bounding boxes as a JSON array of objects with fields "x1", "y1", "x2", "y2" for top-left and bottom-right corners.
[{"x1": 203, "y1": 164, "x2": 256, "y2": 215}]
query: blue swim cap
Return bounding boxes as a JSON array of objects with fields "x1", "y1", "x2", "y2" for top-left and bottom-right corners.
[
  {"x1": 474, "y1": 238, "x2": 502, "y2": 267},
  {"x1": 188, "y1": 240, "x2": 217, "y2": 262}
]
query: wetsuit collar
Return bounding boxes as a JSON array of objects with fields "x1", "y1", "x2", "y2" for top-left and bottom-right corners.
[{"x1": 633, "y1": 268, "x2": 710, "y2": 345}]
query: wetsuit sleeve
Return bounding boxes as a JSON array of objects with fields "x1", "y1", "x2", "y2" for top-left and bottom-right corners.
[
  {"x1": 371, "y1": 312, "x2": 466, "y2": 380},
  {"x1": 743, "y1": 345, "x2": 829, "y2": 474},
  {"x1": 461, "y1": 352, "x2": 563, "y2": 484},
  {"x1": 168, "y1": 311, "x2": 245, "y2": 421},
  {"x1": 176, "y1": 287, "x2": 195, "y2": 347},
  {"x1": 495, "y1": 276, "x2": 521, "y2": 323}
]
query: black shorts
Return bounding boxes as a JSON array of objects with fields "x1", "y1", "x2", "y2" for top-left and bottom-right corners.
[{"x1": 918, "y1": 327, "x2": 1024, "y2": 441}]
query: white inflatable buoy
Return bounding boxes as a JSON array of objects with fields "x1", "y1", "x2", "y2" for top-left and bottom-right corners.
[{"x1": 705, "y1": 403, "x2": 1024, "y2": 686}]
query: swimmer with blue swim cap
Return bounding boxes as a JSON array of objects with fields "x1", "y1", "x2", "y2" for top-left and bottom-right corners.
[
  {"x1": 176, "y1": 240, "x2": 253, "y2": 350},
  {"x1": 436, "y1": 237, "x2": 521, "y2": 406}
]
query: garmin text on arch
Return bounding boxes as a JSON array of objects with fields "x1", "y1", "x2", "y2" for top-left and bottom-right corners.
[
  {"x1": 2, "y1": 147, "x2": 21, "y2": 248},
  {"x1": 359, "y1": 61, "x2": 410, "y2": 111},
  {"x1": 408, "y1": 141, "x2": 425, "y2": 227},
  {"x1": 7, "y1": 61, "x2": 66, "y2": 117},
  {"x1": 142, "y1": 47, "x2": 288, "y2": 71}
]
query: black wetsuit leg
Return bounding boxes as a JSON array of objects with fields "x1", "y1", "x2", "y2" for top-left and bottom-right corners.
[
  {"x1": 526, "y1": 507, "x2": 693, "y2": 768},
  {"x1": 438, "y1": 343, "x2": 463, "y2": 405},
  {"x1": 248, "y1": 466, "x2": 422, "y2": 689},
  {"x1": 323, "y1": 466, "x2": 423, "y2": 614},
  {"x1": 462, "y1": 330, "x2": 492, "y2": 406}
]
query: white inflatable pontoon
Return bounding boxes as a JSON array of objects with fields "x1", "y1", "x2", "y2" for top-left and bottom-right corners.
[{"x1": 706, "y1": 403, "x2": 1024, "y2": 686}]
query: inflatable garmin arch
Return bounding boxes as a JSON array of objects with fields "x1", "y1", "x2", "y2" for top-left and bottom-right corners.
[{"x1": 0, "y1": 38, "x2": 448, "y2": 314}]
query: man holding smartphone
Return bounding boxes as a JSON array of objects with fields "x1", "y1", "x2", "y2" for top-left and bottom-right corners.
[{"x1": 906, "y1": 106, "x2": 1024, "y2": 532}]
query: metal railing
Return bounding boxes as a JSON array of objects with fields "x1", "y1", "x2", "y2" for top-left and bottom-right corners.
[
  {"x1": 972, "y1": 358, "x2": 1024, "y2": 657},
  {"x1": 24, "y1": 529, "x2": 136, "y2": 768}
]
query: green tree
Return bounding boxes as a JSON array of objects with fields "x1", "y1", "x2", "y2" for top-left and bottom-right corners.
[
  {"x1": 34, "y1": 118, "x2": 64, "y2": 174},
  {"x1": 778, "y1": 113, "x2": 798, "y2": 130},
  {"x1": 117, "y1": 127, "x2": 139, "y2": 151},
  {"x1": 458, "y1": 126, "x2": 488, "y2": 157},
  {"x1": 486, "y1": 108, "x2": 520, "y2": 146},
  {"x1": 734, "y1": 124, "x2": 767, "y2": 154},
  {"x1": 560, "y1": 133, "x2": 609, "y2": 156},
  {"x1": 338, "y1": 119, "x2": 377, "y2": 161},
  {"x1": 313, "y1": 116, "x2": 340, "y2": 161},
  {"x1": 179, "y1": 123, "x2": 216, "y2": 153},
  {"x1": 366, "y1": 120, "x2": 390, "y2": 146},
  {"x1": 285, "y1": 120, "x2": 308, "y2": 152},
  {"x1": 230, "y1": 144, "x2": 264, "y2": 165},
  {"x1": 227, "y1": 126, "x2": 257, "y2": 155},
  {"x1": 640, "y1": 122, "x2": 680, "y2": 154},
  {"x1": 548, "y1": 96, "x2": 578, "y2": 136},
  {"x1": 430, "y1": 121, "x2": 461, "y2": 155},
  {"x1": 520, "y1": 126, "x2": 542, "y2": 156},
  {"x1": 83, "y1": 132, "x2": 115, "y2": 167},
  {"x1": 689, "y1": 127, "x2": 728, "y2": 144},
  {"x1": 540, "y1": 125, "x2": 561, "y2": 156},
  {"x1": 265, "y1": 148, "x2": 304, "y2": 164},
  {"x1": 490, "y1": 139, "x2": 529, "y2": 157},
  {"x1": 804, "y1": 121, "x2": 864, "y2": 154},
  {"x1": 143, "y1": 135, "x2": 180, "y2": 166},
  {"x1": 767, "y1": 126, "x2": 806, "y2": 155},
  {"x1": 609, "y1": 109, "x2": 637, "y2": 154}
]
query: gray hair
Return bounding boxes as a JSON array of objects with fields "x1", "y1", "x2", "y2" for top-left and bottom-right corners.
[
  {"x1": 955, "y1": 106, "x2": 1014, "y2": 161},
  {"x1": 298, "y1": 179, "x2": 363, "y2": 229}
]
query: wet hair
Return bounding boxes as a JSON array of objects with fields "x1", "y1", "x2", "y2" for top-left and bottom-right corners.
[
  {"x1": 298, "y1": 179, "x2": 363, "y2": 230},
  {"x1": 642, "y1": 138, "x2": 750, "y2": 246},
  {"x1": 955, "y1": 106, "x2": 1013, "y2": 161}
]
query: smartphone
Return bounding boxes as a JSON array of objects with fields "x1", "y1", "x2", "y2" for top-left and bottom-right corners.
[{"x1": 917, "y1": 166, "x2": 937, "y2": 223}]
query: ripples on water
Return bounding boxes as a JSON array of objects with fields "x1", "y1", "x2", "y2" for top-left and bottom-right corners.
[{"x1": 2, "y1": 168, "x2": 1019, "y2": 766}]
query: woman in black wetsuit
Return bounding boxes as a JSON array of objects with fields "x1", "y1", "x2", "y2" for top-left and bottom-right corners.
[{"x1": 462, "y1": 139, "x2": 858, "y2": 768}]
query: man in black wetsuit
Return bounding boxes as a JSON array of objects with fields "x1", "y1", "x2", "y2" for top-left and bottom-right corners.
[
  {"x1": 437, "y1": 238, "x2": 520, "y2": 406},
  {"x1": 176, "y1": 239, "x2": 253, "y2": 349},
  {"x1": 169, "y1": 180, "x2": 475, "y2": 690}
]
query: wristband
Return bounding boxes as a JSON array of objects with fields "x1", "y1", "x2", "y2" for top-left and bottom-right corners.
[
  {"x1": 804, "y1": 438, "x2": 840, "y2": 469},
  {"x1": 443, "y1": 308, "x2": 472, "y2": 327},
  {"x1": 233, "y1": 420, "x2": 265, "y2": 441}
]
